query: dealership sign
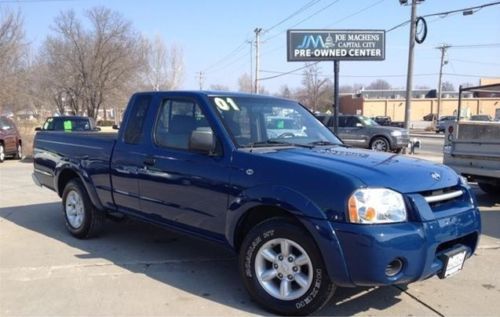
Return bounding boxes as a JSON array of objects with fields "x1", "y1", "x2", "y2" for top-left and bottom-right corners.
[{"x1": 287, "y1": 30, "x2": 385, "y2": 62}]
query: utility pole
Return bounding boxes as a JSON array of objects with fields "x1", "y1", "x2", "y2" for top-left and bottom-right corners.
[
  {"x1": 436, "y1": 44, "x2": 449, "y2": 121},
  {"x1": 403, "y1": 0, "x2": 418, "y2": 130},
  {"x1": 246, "y1": 40, "x2": 253, "y2": 88},
  {"x1": 254, "y1": 27, "x2": 262, "y2": 94},
  {"x1": 196, "y1": 71, "x2": 204, "y2": 90}
]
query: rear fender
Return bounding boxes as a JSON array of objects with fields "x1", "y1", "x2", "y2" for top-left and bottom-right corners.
[{"x1": 54, "y1": 163, "x2": 105, "y2": 211}]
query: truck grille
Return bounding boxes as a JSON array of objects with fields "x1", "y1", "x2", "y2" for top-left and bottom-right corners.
[{"x1": 420, "y1": 186, "x2": 464, "y2": 208}]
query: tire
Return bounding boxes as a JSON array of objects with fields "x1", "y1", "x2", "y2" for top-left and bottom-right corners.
[
  {"x1": 15, "y1": 143, "x2": 22, "y2": 160},
  {"x1": 478, "y1": 182, "x2": 500, "y2": 195},
  {"x1": 239, "y1": 218, "x2": 335, "y2": 316},
  {"x1": 62, "y1": 179, "x2": 105, "y2": 239},
  {"x1": 0, "y1": 144, "x2": 4, "y2": 163},
  {"x1": 370, "y1": 136, "x2": 390, "y2": 152}
]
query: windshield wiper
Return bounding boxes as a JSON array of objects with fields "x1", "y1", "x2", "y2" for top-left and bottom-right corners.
[
  {"x1": 307, "y1": 141, "x2": 350, "y2": 148},
  {"x1": 245, "y1": 140, "x2": 313, "y2": 149}
]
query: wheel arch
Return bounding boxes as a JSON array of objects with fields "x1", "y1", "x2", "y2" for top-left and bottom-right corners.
[
  {"x1": 55, "y1": 166, "x2": 105, "y2": 211},
  {"x1": 227, "y1": 185, "x2": 354, "y2": 286},
  {"x1": 369, "y1": 134, "x2": 392, "y2": 149}
]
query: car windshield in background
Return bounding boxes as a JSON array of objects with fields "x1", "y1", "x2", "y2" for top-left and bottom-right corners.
[
  {"x1": 209, "y1": 96, "x2": 342, "y2": 148},
  {"x1": 43, "y1": 118, "x2": 92, "y2": 131},
  {"x1": 359, "y1": 116, "x2": 379, "y2": 126}
]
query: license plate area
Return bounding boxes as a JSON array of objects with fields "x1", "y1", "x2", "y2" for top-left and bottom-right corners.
[{"x1": 438, "y1": 245, "x2": 469, "y2": 279}]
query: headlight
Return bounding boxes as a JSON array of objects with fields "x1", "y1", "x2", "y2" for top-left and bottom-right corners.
[
  {"x1": 391, "y1": 131, "x2": 402, "y2": 137},
  {"x1": 348, "y1": 188, "x2": 407, "y2": 224}
]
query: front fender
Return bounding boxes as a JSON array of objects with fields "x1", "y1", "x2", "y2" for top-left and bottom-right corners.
[
  {"x1": 224, "y1": 184, "x2": 354, "y2": 286},
  {"x1": 54, "y1": 161, "x2": 105, "y2": 211},
  {"x1": 225, "y1": 184, "x2": 328, "y2": 246}
]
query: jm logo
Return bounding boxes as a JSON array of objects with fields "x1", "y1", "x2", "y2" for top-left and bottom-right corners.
[{"x1": 297, "y1": 35, "x2": 325, "y2": 49}]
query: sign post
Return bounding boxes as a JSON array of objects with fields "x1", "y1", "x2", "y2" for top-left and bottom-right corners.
[{"x1": 287, "y1": 29, "x2": 385, "y2": 133}]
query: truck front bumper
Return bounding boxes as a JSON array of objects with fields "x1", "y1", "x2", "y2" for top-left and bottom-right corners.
[
  {"x1": 332, "y1": 207, "x2": 480, "y2": 286},
  {"x1": 303, "y1": 206, "x2": 480, "y2": 287}
]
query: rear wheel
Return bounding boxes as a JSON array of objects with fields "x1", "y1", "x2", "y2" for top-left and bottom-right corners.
[
  {"x1": 478, "y1": 182, "x2": 500, "y2": 195},
  {"x1": 62, "y1": 179, "x2": 105, "y2": 238},
  {"x1": 370, "y1": 137, "x2": 390, "y2": 152},
  {"x1": 239, "y1": 218, "x2": 335, "y2": 315}
]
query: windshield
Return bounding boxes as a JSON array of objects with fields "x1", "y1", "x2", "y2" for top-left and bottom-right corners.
[
  {"x1": 209, "y1": 96, "x2": 342, "y2": 147},
  {"x1": 358, "y1": 116, "x2": 379, "y2": 126},
  {"x1": 43, "y1": 117, "x2": 93, "y2": 131}
]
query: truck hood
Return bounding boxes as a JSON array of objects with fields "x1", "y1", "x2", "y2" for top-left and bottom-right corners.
[{"x1": 260, "y1": 146, "x2": 459, "y2": 193}]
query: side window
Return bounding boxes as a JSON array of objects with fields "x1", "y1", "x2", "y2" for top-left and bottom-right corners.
[
  {"x1": 338, "y1": 117, "x2": 347, "y2": 128},
  {"x1": 124, "y1": 95, "x2": 152, "y2": 144},
  {"x1": 1, "y1": 118, "x2": 12, "y2": 129},
  {"x1": 154, "y1": 99, "x2": 211, "y2": 150},
  {"x1": 345, "y1": 117, "x2": 358, "y2": 127}
]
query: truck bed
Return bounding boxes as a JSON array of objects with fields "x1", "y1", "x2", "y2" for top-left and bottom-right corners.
[
  {"x1": 444, "y1": 122, "x2": 500, "y2": 179},
  {"x1": 33, "y1": 131, "x2": 117, "y2": 208}
]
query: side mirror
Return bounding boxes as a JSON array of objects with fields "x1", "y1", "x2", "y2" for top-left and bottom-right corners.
[
  {"x1": 112, "y1": 124, "x2": 119, "y2": 130},
  {"x1": 355, "y1": 123, "x2": 363, "y2": 128},
  {"x1": 189, "y1": 128, "x2": 216, "y2": 155},
  {"x1": 35, "y1": 127, "x2": 42, "y2": 131}
]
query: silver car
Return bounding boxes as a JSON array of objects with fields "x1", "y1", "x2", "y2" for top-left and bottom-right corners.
[{"x1": 317, "y1": 115, "x2": 410, "y2": 152}]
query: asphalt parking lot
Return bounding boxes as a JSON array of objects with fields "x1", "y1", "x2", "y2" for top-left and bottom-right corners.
[{"x1": 1, "y1": 158, "x2": 499, "y2": 316}]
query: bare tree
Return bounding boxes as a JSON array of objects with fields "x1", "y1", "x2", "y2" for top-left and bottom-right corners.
[
  {"x1": 366, "y1": 79, "x2": 391, "y2": 90},
  {"x1": 441, "y1": 81, "x2": 455, "y2": 91},
  {"x1": 41, "y1": 7, "x2": 145, "y2": 119},
  {"x1": 238, "y1": 73, "x2": 253, "y2": 93},
  {"x1": 142, "y1": 34, "x2": 184, "y2": 91},
  {"x1": 299, "y1": 63, "x2": 329, "y2": 111},
  {"x1": 0, "y1": 9, "x2": 25, "y2": 111},
  {"x1": 209, "y1": 84, "x2": 229, "y2": 91}
]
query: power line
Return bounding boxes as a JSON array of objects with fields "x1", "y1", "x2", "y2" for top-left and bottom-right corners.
[
  {"x1": 324, "y1": 0, "x2": 385, "y2": 27},
  {"x1": 262, "y1": 0, "x2": 382, "y2": 55},
  {"x1": 451, "y1": 59, "x2": 500, "y2": 66},
  {"x1": 263, "y1": 0, "x2": 342, "y2": 43},
  {"x1": 386, "y1": 1, "x2": 500, "y2": 33},
  {"x1": 264, "y1": 0, "x2": 322, "y2": 34},
  {"x1": 203, "y1": 0, "x2": 328, "y2": 75}
]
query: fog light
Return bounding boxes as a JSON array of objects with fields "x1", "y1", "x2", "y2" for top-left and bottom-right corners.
[{"x1": 386, "y1": 258, "x2": 403, "y2": 277}]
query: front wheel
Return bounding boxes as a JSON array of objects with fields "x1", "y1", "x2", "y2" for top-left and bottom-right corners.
[
  {"x1": 370, "y1": 137, "x2": 390, "y2": 152},
  {"x1": 62, "y1": 179, "x2": 105, "y2": 238},
  {"x1": 15, "y1": 143, "x2": 22, "y2": 160},
  {"x1": 0, "y1": 144, "x2": 4, "y2": 163},
  {"x1": 239, "y1": 218, "x2": 335, "y2": 315}
]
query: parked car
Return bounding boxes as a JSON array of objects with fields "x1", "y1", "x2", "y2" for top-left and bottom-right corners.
[
  {"x1": 435, "y1": 116, "x2": 457, "y2": 134},
  {"x1": 0, "y1": 116, "x2": 22, "y2": 163},
  {"x1": 35, "y1": 116, "x2": 100, "y2": 132},
  {"x1": 316, "y1": 114, "x2": 409, "y2": 152},
  {"x1": 33, "y1": 91, "x2": 480, "y2": 315},
  {"x1": 469, "y1": 114, "x2": 492, "y2": 122},
  {"x1": 423, "y1": 113, "x2": 438, "y2": 121},
  {"x1": 265, "y1": 116, "x2": 306, "y2": 139},
  {"x1": 372, "y1": 116, "x2": 392, "y2": 126}
]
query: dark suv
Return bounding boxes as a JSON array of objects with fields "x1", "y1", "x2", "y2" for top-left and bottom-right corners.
[
  {"x1": 317, "y1": 114, "x2": 410, "y2": 152},
  {"x1": 0, "y1": 116, "x2": 22, "y2": 162}
]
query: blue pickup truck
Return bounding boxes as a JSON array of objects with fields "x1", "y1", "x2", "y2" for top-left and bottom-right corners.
[{"x1": 33, "y1": 91, "x2": 481, "y2": 315}]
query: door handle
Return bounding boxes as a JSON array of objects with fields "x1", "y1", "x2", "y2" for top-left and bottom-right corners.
[{"x1": 143, "y1": 157, "x2": 156, "y2": 166}]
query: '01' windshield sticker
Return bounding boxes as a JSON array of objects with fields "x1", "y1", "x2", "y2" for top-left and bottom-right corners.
[{"x1": 214, "y1": 97, "x2": 240, "y2": 112}]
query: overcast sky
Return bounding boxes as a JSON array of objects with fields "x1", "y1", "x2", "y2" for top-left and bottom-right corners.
[{"x1": 4, "y1": 0, "x2": 500, "y2": 93}]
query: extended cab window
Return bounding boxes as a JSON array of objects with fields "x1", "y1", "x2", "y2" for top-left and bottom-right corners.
[
  {"x1": 124, "y1": 95, "x2": 152, "y2": 144},
  {"x1": 154, "y1": 99, "x2": 211, "y2": 150}
]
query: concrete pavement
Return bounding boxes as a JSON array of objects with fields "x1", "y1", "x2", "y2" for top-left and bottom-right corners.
[{"x1": 1, "y1": 159, "x2": 499, "y2": 316}]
